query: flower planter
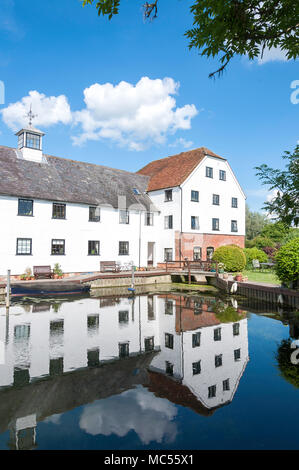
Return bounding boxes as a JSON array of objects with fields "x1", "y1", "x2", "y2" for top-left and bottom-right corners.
[{"x1": 235, "y1": 275, "x2": 243, "y2": 282}]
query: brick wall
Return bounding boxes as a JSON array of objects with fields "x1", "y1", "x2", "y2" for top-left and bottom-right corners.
[{"x1": 175, "y1": 231, "x2": 245, "y2": 261}]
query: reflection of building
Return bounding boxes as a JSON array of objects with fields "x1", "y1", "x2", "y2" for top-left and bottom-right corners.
[
  {"x1": 0, "y1": 295, "x2": 159, "y2": 389},
  {"x1": 149, "y1": 295, "x2": 249, "y2": 411},
  {"x1": 0, "y1": 293, "x2": 249, "y2": 448}
]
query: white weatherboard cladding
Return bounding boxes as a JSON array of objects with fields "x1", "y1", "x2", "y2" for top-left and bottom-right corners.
[
  {"x1": 181, "y1": 156, "x2": 246, "y2": 235},
  {"x1": 146, "y1": 187, "x2": 181, "y2": 262},
  {"x1": 0, "y1": 196, "x2": 159, "y2": 275}
]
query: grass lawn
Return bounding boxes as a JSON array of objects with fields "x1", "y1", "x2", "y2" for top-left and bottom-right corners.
[{"x1": 242, "y1": 269, "x2": 280, "y2": 285}]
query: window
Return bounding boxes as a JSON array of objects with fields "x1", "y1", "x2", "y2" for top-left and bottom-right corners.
[
  {"x1": 192, "y1": 332, "x2": 201, "y2": 348},
  {"x1": 119, "y1": 342, "x2": 129, "y2": 358},
  {"x1": 165, "y1": 189, "x2": 173, "y2": 201},
  {"x1": 165, "y1": 299, "x2": 174, "y2": 315},
  {"x1": 16, "y1": 238, "x2": 32, "y2": 255},
  {"x1": 219, "y1": 170, "x2": 226, "y2": 181},
  {"x1": 234, "y1": 348, "x2": 241, "y2": 361},
  {"x1": 223, "y1": 379, "x2": 230, "y2": 391},
  {"x1": 18, "y1": 133, "x2": 24, "y2": 149},
  {"x1": 215, "y1": 354, "x2": 223, "y2": 368},
  {"x1": 165, "y1": 333, "x2": 174, "y2": 349},
  {"x1": 191, "y1": 190, "x2": 199, "y2": 202},
  {"x1": 145, "y1": 336, "x2": 154, "y2": 351},
  {"x1": 208, "y1": 385, "x2": 216, "y2": 398},
  {"x1": 166, "y1": 361, "x2": 174, "y2": 376},
  {"x1": 233, "y1": 323, "x2": 240, "y2": 336},
  {"x1": 164, "y1": 248, "x2": 173, "y2": 262},
  {"x1": 214, "y1": 327, "x2": 221, "y2": 341},
  {"x1": 206, "y1": 167, "x2": 213, "y2": 178},
  {"x1": 119, "y1": 241, "x2": 129, "y2": 255},
  {"x1": 212, "y1": 218, "x2": 219, "y2": 231},
  {"x1": 119, "y1": 210, "x2": 129, "y2": 224},
  {"x1": 26, "y1": 132, "x2": 40, "y2": 150},
  {"x1": 14, "y1": 324, "x2": 30, "y2": 340},
  {"x1": 87, "y1": 314, "x2": 99, "y2": 331},
  {"x1": 192, "y1": 360, "x2": 201, "y2": 375},
  {"x1": 14, "y1": 368, "x2": 30, "y2": 387},
  {"x1": 88, "y1": 240, "x2": 100, "y2": 256},
  {"x1": 191, "y1": 216, "x2": 199, "y2": 230},
  {"x1": 18, "y1": 199, "x2": 33, "y2": 216},
  {"x1": 52, "y1": 203, "x2": 66, "y2": 219},
  {"x1": 51, "y1": 239, "x2": 65, "y2": 255},
  {"x1": 119, "y1": 310, "x2": 129, "y2": 323},
  {"x1": 49, "y1": 357, "x2": 64, "y2": 376},
  {"x1": 212, "y1": 194, "x2": 220, "y2": 206},
  {"x1": 145, "y1": 212, "x2": 154, "y2": 226},
  {"x1": 50, "y1": 319, "x2": 64, "y2": 335},
  {"x1": 232, "y1": 197, "x2": 238, "y2": 208},
  {"x1": 193, "y1": 246, "x2": 202, "y2": 261},
  {"x1": 206, "y1": 247, "x2": 214, "y2": 260},
  {"x1": 148, "y1": 296, "x2": 155, "y2": 320},
  {"x1": 88, "y1": 348, "x2": 100, "y2": 368},
  {"x1": 194, "y1": 300, "x2": 202, "y2": 315},
  {"x1": 89, "y1": 206, "x2": 100, "y2": 222},
  {"x1": 231, "y1": 220, "x2": 238, "y2": 232},
  {"x1": 164, "y1": 215, "x2": 173, "y2": 229}
]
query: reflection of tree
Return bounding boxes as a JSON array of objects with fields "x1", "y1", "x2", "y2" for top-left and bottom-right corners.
[
  {"x1": 213, "y1": 304, "x2": 246, "y2": 323},
  {"x1": 276, "y1": 339, "x2": 299, "y2": 388}
]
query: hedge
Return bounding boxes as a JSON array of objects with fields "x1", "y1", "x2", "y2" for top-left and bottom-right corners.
[
  {"x1": 244, "y1": 247, "x2": 268, "y2": 266},
  {"x1": 275, "y1": 238, "x2": 299, "y2": 286},
  {"x1": 212, "y1": 245, "x2": 246, "y2": 272}
]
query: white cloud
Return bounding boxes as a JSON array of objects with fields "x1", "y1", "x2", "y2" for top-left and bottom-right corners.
[
  {"x1": 72, "y1": 77, "x2": 198, "y2": 150},
  {"x1": 79, "y1": 386, "x2": 178, "y2": 445},
  {"x1": 0, "y1": 78, "x2": 197, "y2": 151},
  {"x1": 169, "y1": 137, "x2": 194, "y2": 149},
  {"x1": 258, "y1": 47, "x2": 288, "y2": 65},
  {"x1": 1, "y1": 90, "x2": 72, "y2": 131}
]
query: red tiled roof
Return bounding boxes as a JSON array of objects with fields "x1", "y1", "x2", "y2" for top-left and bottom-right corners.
[{"x1": 137, "y1": 147, "x2": 225, "y2": 192}]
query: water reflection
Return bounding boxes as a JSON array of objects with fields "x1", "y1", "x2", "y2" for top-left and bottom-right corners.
[{"x1": 0, "y1": 293, "x2": 249, "y2": 449}]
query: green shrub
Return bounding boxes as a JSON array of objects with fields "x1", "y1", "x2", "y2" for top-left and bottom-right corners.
[
  {"x1": 212, "y1": 245, "x2": 246, "y2": 272},
  {"x1": 253, "y1": 235, "x2": 276, "y2": 250},
  {"x1": 244, "y1": 247, "x2": 268, "y2": 266},
  {"x1": 275, "y1": 238, "x2": 299, "y2": 287}
]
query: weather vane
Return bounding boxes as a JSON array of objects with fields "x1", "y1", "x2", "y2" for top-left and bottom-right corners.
[{"x1": 26, "y1": 104, "x2": 37, "y2": 127}]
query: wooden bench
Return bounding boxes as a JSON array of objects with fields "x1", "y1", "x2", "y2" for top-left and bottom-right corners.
[
  {"x1": 33, "y1": 266, "x2": 53, "y2": 279},
  {"x1": 100, "y1": 261, "x2": 120, "y2": 273}
]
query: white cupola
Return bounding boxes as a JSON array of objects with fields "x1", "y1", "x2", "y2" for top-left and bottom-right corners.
[{"x1": 15, "y1": 107, "x2": 45, "y2": 163}]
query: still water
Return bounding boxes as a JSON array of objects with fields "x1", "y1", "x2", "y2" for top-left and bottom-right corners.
[{"x1": 0, "y1": 291, "x2": 298, "y2": 450}]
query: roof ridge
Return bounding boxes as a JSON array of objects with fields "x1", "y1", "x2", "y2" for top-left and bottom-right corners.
[{"x1": 0, "y1": 145, "x2": 148, "y2": 180}]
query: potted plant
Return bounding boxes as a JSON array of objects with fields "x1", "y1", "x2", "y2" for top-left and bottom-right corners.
[
  {"x1": 218, "y1": 262, "x2": 225, "y2": 273},
  {"x1": 234, "y1": 272, "x2": 243, "y2": 282},
  {"x1": 53, "y1": 263, "x2": 63, "y2": 279},
  {"x1": 25, "y1": 267, "x2": 32, "y2": 281}
]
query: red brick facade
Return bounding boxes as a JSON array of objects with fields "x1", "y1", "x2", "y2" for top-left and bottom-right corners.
[{"x1": 175, "y1": 231, "x2": 245, "y2": 261}]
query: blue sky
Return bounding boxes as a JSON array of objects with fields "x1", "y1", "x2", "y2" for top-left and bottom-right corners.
[{"x1": 0, "y1": 0, "x2": 298, "y2": 211}]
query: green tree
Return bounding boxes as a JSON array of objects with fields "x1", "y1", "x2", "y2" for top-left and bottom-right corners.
[
  {"x1": 260, "y1": 221, "x2": 290, "y2": 244},
  {"x1": 255, "y1": 145, "x2": 299, "y2": 227},
  {"x1": 82, "y1": 0, "x2": 299, "y2": 77},
  {"x1": 245, "y1": 204, "x2": 268, "y2": 240}
]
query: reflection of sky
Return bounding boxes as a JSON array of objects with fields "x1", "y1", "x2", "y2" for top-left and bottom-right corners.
[{"x1": 79, "y1": 386, "x2": 178, "y2": 445}]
